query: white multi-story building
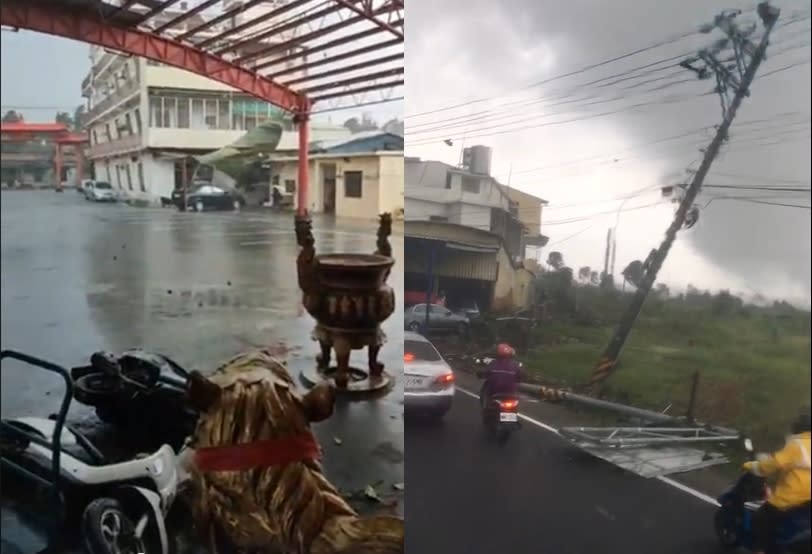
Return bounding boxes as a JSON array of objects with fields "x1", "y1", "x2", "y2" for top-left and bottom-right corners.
[
  {"x1": 80, "y1": 1, "x2": 308, "y2": 203},
  {"x1": 405, "y1": 147, "x2": 529, "y2": 262}
]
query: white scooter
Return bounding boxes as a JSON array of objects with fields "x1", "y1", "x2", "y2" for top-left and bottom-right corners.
[{"x1": 0, "y1": 350, "x2": 182, "y2": 554}]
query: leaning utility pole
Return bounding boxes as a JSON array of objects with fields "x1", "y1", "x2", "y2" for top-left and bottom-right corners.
[{"x1": 589, "y1": 2, "x2": 781, "y2": 393}]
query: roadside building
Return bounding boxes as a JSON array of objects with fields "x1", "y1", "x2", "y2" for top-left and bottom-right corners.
[
  {"x1": 404, "y1": 145, "x2": 547, "y2": 313},
  {"x1": 267, "y1": 131, "x2": 404, "y2": 218},
  {"x1": 504, "y1": 186, "x2": 549, "y2": 259},
  {"x1": 79, "y1": 1, "x2": 314, "y2": 204},
  {"x1": 404, "y1": 220, "x2": 535, "y2": 313}
]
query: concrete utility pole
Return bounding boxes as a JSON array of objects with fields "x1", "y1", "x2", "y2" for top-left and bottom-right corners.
[{"x1": 589, "y1": 2, "x2": 781, "y2": 393}]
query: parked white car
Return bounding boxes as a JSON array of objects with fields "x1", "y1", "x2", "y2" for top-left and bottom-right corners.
[
  {"x1": 84, "y1": 181, "x2": 117, "y2": 202},
  {"x1": 403, "y1": 331, "x2": 455, "y2": 420}
]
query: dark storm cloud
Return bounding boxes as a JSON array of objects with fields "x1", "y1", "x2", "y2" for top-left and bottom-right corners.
[{"x1": 408, "y1": 0, "x2": 811, "y2": 298}]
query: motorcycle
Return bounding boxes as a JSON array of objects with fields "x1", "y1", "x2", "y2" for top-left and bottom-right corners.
[
  {"x1": 70, "y1": 350, "x2": 196, "y2": 451},
  {"x1": 474, "y1": 356, "x2": 522, "y2": 444},
  {"x1": 714, "y1": 438, "x2": 811, "y2": 553}
]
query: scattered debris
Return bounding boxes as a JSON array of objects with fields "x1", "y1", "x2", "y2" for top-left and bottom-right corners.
[
  {"x1": 364, "y1": 485, "x2": 382, "y2": 503},
  {"x1": 392, "y1": 483, "x2": 404, "y2": 491},
  {"x1": 333, "y1": 437, "x2": 343, "y2": 445}
]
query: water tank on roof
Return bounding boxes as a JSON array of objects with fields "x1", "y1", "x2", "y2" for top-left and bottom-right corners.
[{"x1": 462, "y1": 145, "x2": 492, "y2": 175}]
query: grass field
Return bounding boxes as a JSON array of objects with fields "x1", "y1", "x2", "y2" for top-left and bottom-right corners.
[{"x1": 522, "y1": 286, "x2": 811, "y2": 449}]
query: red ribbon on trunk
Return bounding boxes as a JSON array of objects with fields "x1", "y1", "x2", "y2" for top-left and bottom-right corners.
[{"x1": 194, "y1": 433, "x2": 321, "y2": 472}]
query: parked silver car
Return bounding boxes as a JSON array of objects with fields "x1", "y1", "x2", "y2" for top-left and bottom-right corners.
[
  {"x1": 84, "y1": 181, "x2": 116, "y2": 202},
  {"x1": 404, "y1": 303, "x2": 469, "y2": 335},
  {"x1": 403, "y1": 331, "x2": 455, "y2": 419}
]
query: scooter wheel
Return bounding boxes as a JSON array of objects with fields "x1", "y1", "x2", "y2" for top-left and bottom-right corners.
[
  {"x1": 74, "y1": 373, "x2": 121, "y2": 404},
  {"x1": 713, "y1": 509, "x2": 739, "y2": 549},
  {"x1": 82, "y1": 497, "x2": 148, "y2": 554}
]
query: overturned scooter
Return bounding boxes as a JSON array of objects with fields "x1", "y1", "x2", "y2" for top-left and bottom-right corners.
[
  {"x1": 714, "y1": 438, "x2": 811, "y2": 553},
  {"x1": 71, "y1": 349, "x2": 196, "y2": 450},
  {"x1": 0, "y1": 350, "x2": 183, "y2": 554}
]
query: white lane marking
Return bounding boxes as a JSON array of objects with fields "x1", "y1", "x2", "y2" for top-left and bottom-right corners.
[{"x1": 455, "y1": 386, "x2": 720, "y2": 507}]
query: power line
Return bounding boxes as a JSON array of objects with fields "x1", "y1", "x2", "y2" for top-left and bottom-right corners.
[
  {"x1": 406, "y1": 38, "x2": 810, "y2": 146},
  {"x1": 405, "y1": 10, "x2": 809, "y2": 124},
  {"x1": 405, "y1": 28, "x2": 702, "y2": 120}
]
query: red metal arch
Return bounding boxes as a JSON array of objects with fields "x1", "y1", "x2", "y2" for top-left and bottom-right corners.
[{"x1": 0, "y1": 0, "x2": 308, "y2": 113}]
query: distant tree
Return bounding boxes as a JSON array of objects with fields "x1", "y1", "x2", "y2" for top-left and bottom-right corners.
[
  {"x1": 55, "y1": 111, "x2": 73, "y2": 129},
  {"x1": 382, "y1": 117, "x2": 404, "y2": 136},
  {"x1": 590, "y1": 271, "x2": 600, "y2": 285},
  {"x1": 546, "y1": 251, "x2": 564, "y2": 271},
  {"x1": 711, "y1": 290, "x2": 743, "y2": 316},
  {"x1": 578, "y1": 266, "x2": 591, "y2": 283},
  {"x1": 2, "y1": 110, "x2": 22, "y2": 123},
  {"x1": 654, "y1": 283, "x2": 670, "y2": 299},
  {"x1": 343, "y1": 114, "x2": 378, "y2": 134},
  {"x1": 599, "y1": 271, "x2": 615, "y2": 290},
  {"x1": 72, "y1": 104, "x2": 86, "y2": 131},
  {"x1": 621, "y1": 260, "x2": 645, "y2": 290}
]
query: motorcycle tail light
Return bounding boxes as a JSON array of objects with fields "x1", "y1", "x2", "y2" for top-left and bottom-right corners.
[{"x1": 498, "y1": 399, "x2": 518, "y2": 411}]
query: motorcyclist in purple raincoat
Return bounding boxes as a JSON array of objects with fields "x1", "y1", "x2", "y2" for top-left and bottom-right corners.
[{"x1": 480, "y1": 343, "x2": 521, "y2": 408}]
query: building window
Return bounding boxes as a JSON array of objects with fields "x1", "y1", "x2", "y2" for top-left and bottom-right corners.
[
  {"x1": 445, "y1": 171, "x2": 453, "y2": 189},
  {"x1": 134, "y1": 108, "x2": 142, "y2": 135},
  {"x1": 218, "y1": 98, "x2": 230, "y2": 130},
  {"x1": 162, "y1": 97, "x2": 175, "y2": 128},
  {"x1": 124, "y1": 113, "x2": 133, "y2": 135},
  {"x1": 344, "y1": 171, "x2": 362, "y2": 198},
  {"x1": 115, "y1": 165, "x2": 122, "y2": 189},
  {"x1": 461, "y1": 175, "x2": 480, "y2": 194},
  {"x1": 137, "y1": 161, "x2": 146, "y2": 192},
  {"x1": 124, "y1": 164, "x2": 133, "y2": 190},
  {"x1": 177, "y1": 98, "x2": 190, "y2": 128},
  {"x1": 191, "y1": 99, "x2": 205, "y2": 129},
  {"x1": 272, "y1": 175, "x2": 280, "y2": 185},
  {"x1": 104, "y1": 123, "x2": 112, "y2": 142},
  {"x1": 149, "y1": 97, "x2": 162, "y2": 127},
  {"x1": 284, "y1": 179, "x2": 295, "y2": 193},
  {"x1": 92, "y1": 129, "x2": 98, "y2": 145},
  {"x1": 204, "y1": 99, "x2": 217, "y2": 129}
]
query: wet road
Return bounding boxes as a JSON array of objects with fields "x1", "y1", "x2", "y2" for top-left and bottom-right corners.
[
  {"x1": 1, "y1": 191, "x2": 404, "y2": 549},
  {"x1": 404, "y1": 371, "x2": 720, "y2": 554}
]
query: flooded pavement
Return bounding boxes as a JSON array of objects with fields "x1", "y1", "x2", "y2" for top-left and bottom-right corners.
[{"x1": 0, "y1": 190, "x2": 404, "y2": 550}]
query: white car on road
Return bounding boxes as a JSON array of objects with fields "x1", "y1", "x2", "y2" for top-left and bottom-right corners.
[
  {"x1": 403, "y1": 331, "x2": 455, "y2": 419},
  {"x1": 84, "y1": 180, "x2": 117, "y2": 202}
]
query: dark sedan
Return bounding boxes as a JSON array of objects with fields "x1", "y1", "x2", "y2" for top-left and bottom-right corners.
[{"x1": 174, "y1": 184, "x2": 245, "y2": 212}]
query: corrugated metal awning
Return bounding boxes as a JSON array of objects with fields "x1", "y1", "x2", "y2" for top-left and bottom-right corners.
[{"x1": 405, "y1": 240, "x2": 498, "y2": 281}]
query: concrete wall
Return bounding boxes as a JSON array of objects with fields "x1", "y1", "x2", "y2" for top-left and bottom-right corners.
[
  {"x1": 507, "y1": 187, "x2": 544, "y2": 235},
  {"x1": 492, "y1": 246, "x2": 535, "y2": 312},
  {"x1": 146, "y1": 128, "x2": 245, "y2": 150},
  {"x1": 405, "y1": 197, "x2": 447, "y2": 219},
  {"x1": 334, "y1": 156, "x2": 380, "y2": 218},
  {"x1": 273, "y1": 154, "x2": 402, "y2": 218},
  {"x1": 144, "y1": 65, "x2": 238, "y2": 92},
  {"x1": 377, "y1": 155, "x2": 405, "y2": 214}
]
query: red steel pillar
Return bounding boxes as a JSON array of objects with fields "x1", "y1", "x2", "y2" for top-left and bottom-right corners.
[
  {"x1": 54, "y1": 142, "x2": 63, "y2": 190},
  {"x1": 296, "y1": 105, "x2": 310, "y2": 216}
]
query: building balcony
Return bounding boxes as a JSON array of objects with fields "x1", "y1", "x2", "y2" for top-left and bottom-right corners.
[
  {"x1": 146, "y1": 127, "x2": 246, "y2": 151},
  {"x1": 86, "y1": 134, "x2": 143, "y2": 160},
  {"x1": 83, "y1": 81, "x2": 140, "y2": 127}
]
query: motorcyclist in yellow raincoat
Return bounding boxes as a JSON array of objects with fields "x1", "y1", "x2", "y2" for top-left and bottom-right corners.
[{"x1": 742, "y1": 411, "x2": 811, "y2": 554}]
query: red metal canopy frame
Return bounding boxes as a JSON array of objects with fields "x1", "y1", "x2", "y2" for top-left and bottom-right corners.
[{"x1": 0, "y1": 0, "x2": 404, "y2": 213}]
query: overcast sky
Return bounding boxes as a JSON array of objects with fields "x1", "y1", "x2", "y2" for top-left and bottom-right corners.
[{"x1": 405, "y1": 0, "x2": 811, "y2": 306}]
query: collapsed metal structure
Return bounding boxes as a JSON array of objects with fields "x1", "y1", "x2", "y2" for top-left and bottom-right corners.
[{"x1": 0, "y1": 0, "x2": 404, "y2": 213}]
